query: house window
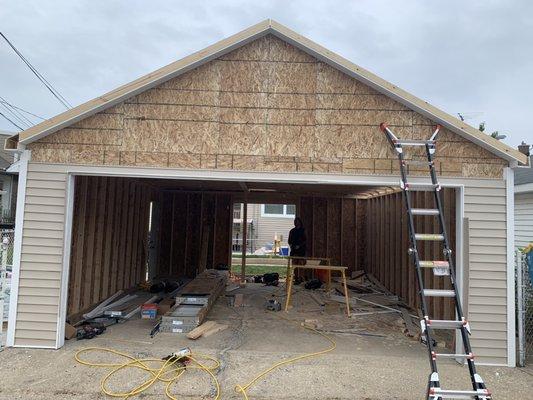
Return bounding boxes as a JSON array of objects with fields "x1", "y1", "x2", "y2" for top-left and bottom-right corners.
[{"x1": 261, "y1": 204, "x2": 296, "y2": 218}]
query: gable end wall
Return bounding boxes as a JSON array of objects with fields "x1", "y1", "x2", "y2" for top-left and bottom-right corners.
[{"x1": 26, "y1": 35, "x2": 507, "y2": 179}]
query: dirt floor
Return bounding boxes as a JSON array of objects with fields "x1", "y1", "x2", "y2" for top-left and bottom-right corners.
[{"x1": 1, "y1": 284, "x2": 532, "y2": 399}]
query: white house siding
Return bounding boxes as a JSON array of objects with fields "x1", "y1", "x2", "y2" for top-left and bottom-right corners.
[
  {"x1": 515, "y1": 192, "x2": 533, "y2": 249},
  {"x1": 464, "y1": 178, "x2": 509, "y2": 365},
  {"x1": 13, "y1": 162, "x2": 68, "y2": 348},
  {"x1": 235, "y1": 204, "x2": 294, "y2": 251},
  {"x1": 247, "y1": 204, "x2": 294, "y2": 249}
]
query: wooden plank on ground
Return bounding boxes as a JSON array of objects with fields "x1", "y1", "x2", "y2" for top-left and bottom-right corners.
[
  {"x1": 187, "y1": 321, "x2": 217, "y2": 340},
  {"x1": 203, "y1": 323, "x2": 228, "y2": 337}
]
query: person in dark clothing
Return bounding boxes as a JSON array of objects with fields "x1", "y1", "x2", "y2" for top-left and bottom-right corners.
[{"x1": 288, "y1": 217, "x2": 306, "y2": 261}]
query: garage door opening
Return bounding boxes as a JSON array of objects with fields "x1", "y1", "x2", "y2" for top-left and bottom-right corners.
[{"x1": 64, "y1": 175, "x2": 457, "y2": 346}]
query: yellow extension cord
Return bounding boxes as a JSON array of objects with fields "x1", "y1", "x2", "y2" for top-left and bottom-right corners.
[{"x1": 75, "y1": 315, "x2": 336, "y2": 400}]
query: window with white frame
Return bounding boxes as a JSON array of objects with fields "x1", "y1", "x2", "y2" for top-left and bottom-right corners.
[{"x1": 261, "y1": 204, "x2": 296, "y2": 218}]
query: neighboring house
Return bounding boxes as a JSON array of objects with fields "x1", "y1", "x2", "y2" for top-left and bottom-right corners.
[
  {"x1": 0, "y1": 131, "x2": 17, "y2": 228},
  {"x1": 515, "y1": 146, "x2": 533, "y2": 250},
  {"x1": 3, "y1": 20, "x2": 529, "y2": 368},
  {"x1": 0, "y1": 131, "x2": 17, "y2": 321},
  {"x1": 233, "y1": 203, "x2": 295, "y2": 252}
]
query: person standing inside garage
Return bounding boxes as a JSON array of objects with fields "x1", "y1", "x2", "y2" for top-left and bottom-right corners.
[{"x1": 288, "y1": 217, "x2": 307, "y2": 264}]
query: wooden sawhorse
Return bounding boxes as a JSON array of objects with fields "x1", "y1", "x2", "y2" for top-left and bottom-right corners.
[{"x1": 284, "y1": 257, "x2": 351, "y2": 316}]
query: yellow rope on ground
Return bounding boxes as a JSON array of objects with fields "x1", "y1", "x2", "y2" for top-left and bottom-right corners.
[
  {"x1": 75, "y1": 347, "x2": 220, "y2": 399},
  {"x1": 234, "y1": 314, "x2": 337, "y2": 400}
]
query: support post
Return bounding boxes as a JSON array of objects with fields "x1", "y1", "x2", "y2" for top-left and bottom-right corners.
[{"x1": 241, "y1": 201, "x2": 248, "y2": 283}]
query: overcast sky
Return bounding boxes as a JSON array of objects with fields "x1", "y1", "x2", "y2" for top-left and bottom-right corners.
[{"x1": 1, "y1": 0, "x2": 532, "y2": 149}]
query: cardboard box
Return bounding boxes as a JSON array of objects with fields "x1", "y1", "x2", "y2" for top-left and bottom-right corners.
[{"x1": 65, "y1": 323, "x2": 78, "y2": 340}]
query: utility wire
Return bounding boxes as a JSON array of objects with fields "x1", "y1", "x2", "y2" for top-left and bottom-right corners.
[
  {"x1": 0, "y1": 98, "x2": 45, "y2": 120},
  {"x1": 0, "y1": 32, "x2": 72, "y2": 109},
  {"x1": 0, "y1": 111, "x2": 23, "y2": 130},
  {"x1": 0, "y1": 102, "x2": 31, "y2": 129},
  {"x1": 0, "y1": 97, "x2": 33, "y2": 127}
]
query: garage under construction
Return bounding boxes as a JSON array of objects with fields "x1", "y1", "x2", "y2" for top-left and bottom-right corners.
[{"x1": 4, "y1": 19, "x2": 528, "y2": 397}]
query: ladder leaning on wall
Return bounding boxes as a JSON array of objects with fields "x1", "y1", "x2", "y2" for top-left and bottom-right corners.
[{"x1": 380, "y1": 123, "x2": 491, "y2": 400}]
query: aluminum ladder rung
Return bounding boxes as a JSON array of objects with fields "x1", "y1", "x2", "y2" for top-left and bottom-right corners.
[
  {"x1": 423, "y1": 289, "x2": 456, "y2": 297},
  {"x1": 432, "y1": 351, "x2": 474, "y2": 360},
  {"x1": 424, "y1": 318, "x2": 465, "y2": 329},
  {"x1": 411, "y1": 208, "x2": 439, "y2": 216},
  {"x1": 415, "y1": 233, "x2": 444, "y2": 241},
  {"x1": 419, "y1": 260, "x2": 449, "y2": 268},
  {"x1": 401, "y1": 182, "x2": 441, "y2": 191},
  {"x1": 429, "y1": 388, "x2": 491, "y2": 399},
  {"x1": 393, "y1": 139, "x2": 436, "y2": 146}
]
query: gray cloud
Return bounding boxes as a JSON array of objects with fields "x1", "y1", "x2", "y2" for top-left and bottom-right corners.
[{"x1": 1, "y1": 0, "x2": 532, "y2": 148}]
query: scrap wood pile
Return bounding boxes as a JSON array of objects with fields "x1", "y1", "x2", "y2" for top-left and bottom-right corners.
[{"x1": 306, "y1": 271, "x2": 429, "y2": 341}]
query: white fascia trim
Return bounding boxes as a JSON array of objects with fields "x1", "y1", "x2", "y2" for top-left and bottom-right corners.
[
  {"x1": 515, "y1": 182, "x2": 533, "y2": 194},
  {"x1": 505, "y1": 167, "x2": 516, "y2": 367},
  {"x1": 6, "y1": 150, "x2": 30, "y2": 347},
  {"x1": 55, "y1": 174, "x2": 75, "y2": 349},
  {"x1": 62, "y1": 164, "x2": 467, "y2": 188}
]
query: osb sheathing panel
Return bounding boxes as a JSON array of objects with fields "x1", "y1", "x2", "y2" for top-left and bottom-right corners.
[{"x1": 28, "y1": 35, "x2": 506, "y2": 179}]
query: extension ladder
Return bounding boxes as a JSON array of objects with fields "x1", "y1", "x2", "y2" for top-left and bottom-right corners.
[{"x1": 380, "y1": 123, "x2": 491, "y2": 400}]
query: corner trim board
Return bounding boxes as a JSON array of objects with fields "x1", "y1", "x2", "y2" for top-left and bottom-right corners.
[
  {"x1": 6, "y1": 150, "x2": 30, "y2": 347},
  {"x1": 56, "y1": 174, "x2": 75, "y2": 349}
]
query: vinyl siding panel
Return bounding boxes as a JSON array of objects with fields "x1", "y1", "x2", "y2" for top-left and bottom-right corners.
[
  {"x1": 13, "y1": 162, "x2": 67, "y2": 348},
  {"x1": 464, "y1": 179, "x2": 508, "y2": 365},
  {"x1": 515, "y1": 192, "x2": 533, "y2": 248}
]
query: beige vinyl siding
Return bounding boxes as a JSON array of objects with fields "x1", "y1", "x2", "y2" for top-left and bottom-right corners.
[
  {"x1": 12, "y1": 164, "x2": 511, "y2": 365},
  {"x1": 515, "y1": 192, "x2": 533, "y2": 249},
  {"x1": 14, "y1": 163, "x2": 68, "y2": 348},
  {"x1": 464, "y1": 178, "x2": 508, "y2": 365}
]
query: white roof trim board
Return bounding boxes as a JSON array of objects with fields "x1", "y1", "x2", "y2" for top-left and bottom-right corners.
[{"x1": 9, "y1": 19, "x2": 528, "y2": 165}]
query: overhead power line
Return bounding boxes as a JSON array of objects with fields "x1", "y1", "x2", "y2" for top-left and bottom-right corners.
[
  {"x1": 0, "y1": 97, "x2": 33, "y2": 128},
  {"x1": 0, "y1": 98, "x2": 45, "y2": 121},
  {"x1": 0, "y1": 111, "x2": 23, "y2": 130},
  {"x1": 0, "y1": 31, "x2": 72, "y2": 109}
]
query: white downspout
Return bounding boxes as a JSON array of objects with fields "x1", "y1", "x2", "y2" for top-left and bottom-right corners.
[{"x1": 505, "y1": 166, "x2": 516, "y2": 367}]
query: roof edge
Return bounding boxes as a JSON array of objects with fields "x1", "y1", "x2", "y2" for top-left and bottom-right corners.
[
  {"x1": 16, "y1": 18, "x2": 527, "y2": 165},
  {"x1": 18, "y1": 19, "x2": 274, "y2": 145}
]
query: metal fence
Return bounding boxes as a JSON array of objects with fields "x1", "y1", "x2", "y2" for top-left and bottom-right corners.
[
  {"x1": 0, "y1": 229, "x2": 15, "y2": 324},
  {"x1": 517, "y1": 250, "x2": 533, "y2": 366}
]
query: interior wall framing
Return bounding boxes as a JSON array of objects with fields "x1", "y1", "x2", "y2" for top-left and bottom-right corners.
[
  {"x1": 156, "y1": 191, "x2": 233, "y2": 278},
  {"x1": 298, "y1": 196, "x2": 365, "y2": 272},
  {"x1": 364, "y1": 188, "x2": 456, "y2": 320},
  {"x1": 67, "y1": 176, "x2": 152, "y2": 317}
]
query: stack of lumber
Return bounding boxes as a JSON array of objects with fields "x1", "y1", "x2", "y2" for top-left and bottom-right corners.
[
  {"x1": 78, "y1": 290, "x2": 160, "y2": 322},
  {"x1": 160, "y1": 270, "x2": 228, "y2": 334}
]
